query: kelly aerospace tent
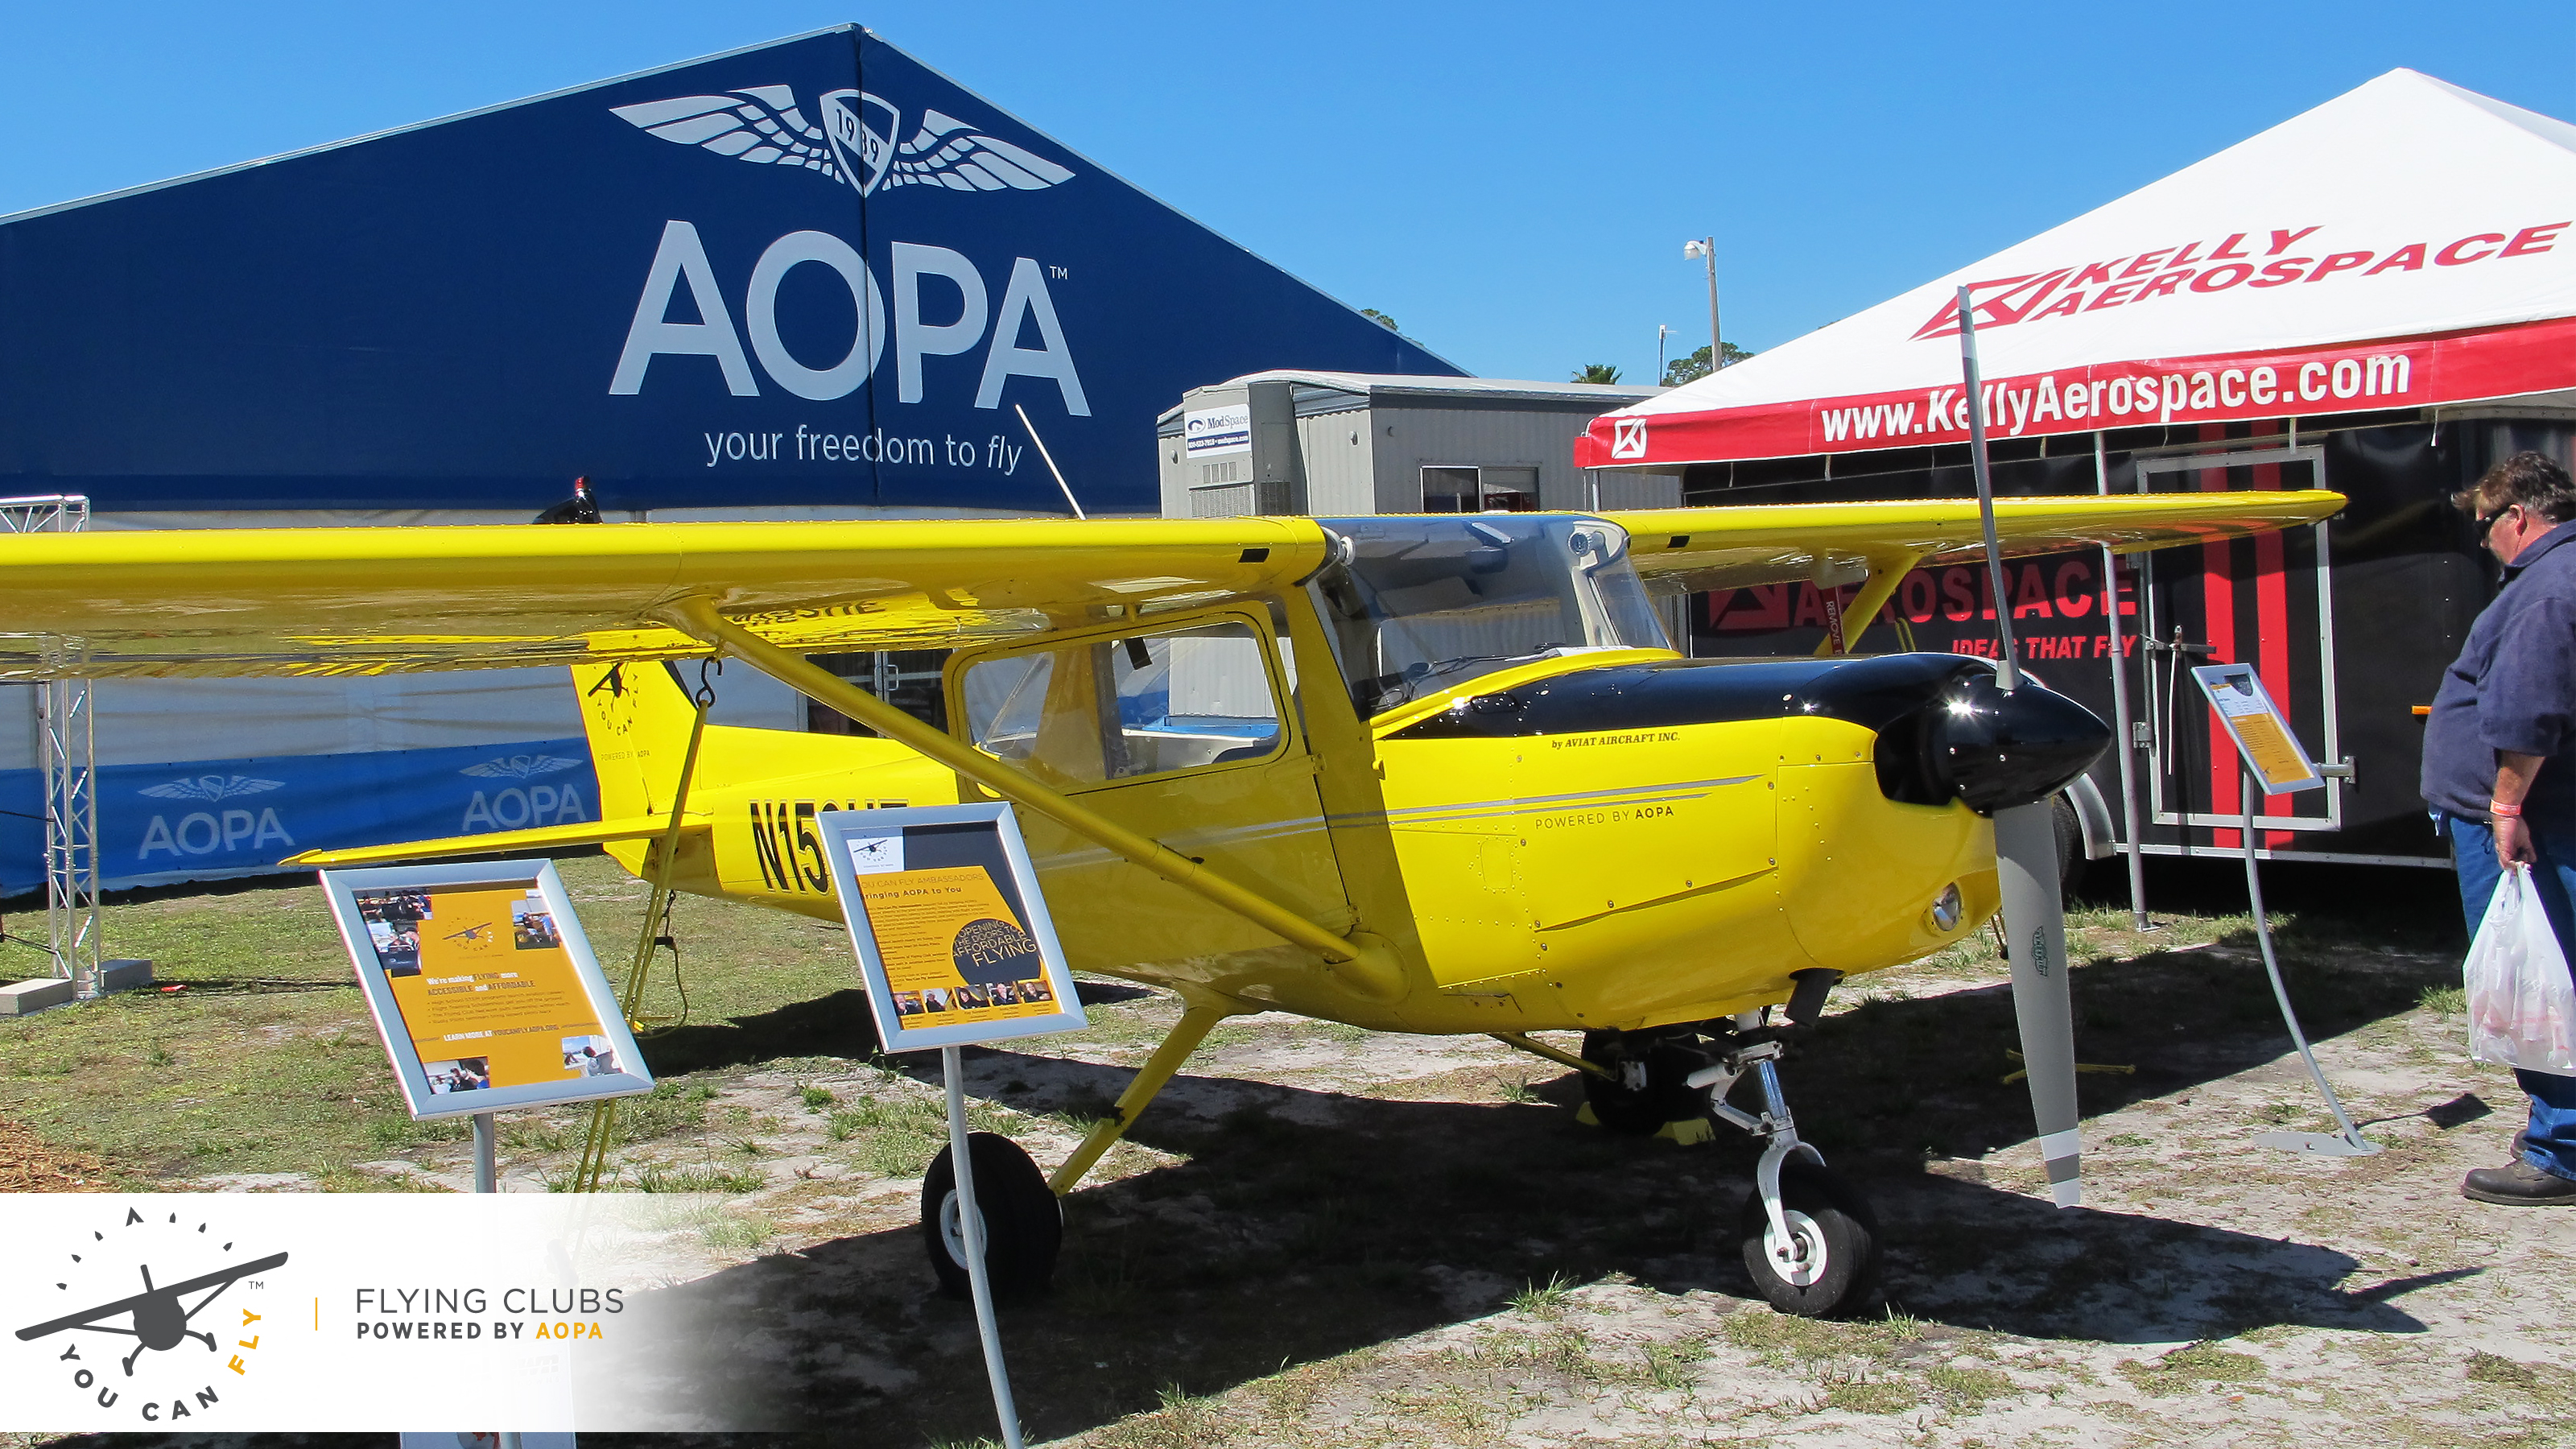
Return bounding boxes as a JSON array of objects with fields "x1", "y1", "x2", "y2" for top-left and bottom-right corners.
[{"x1": 1579, "y1": 69, "x2": 2576, "y2": 470}]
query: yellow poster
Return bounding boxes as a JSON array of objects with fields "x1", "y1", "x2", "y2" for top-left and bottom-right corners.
[
  {"x1": 2192, "y1": 664, "x2": 2320, "y2": 793},
  {"x1": 350, "y1": 882, "x2": 621, "y2": 1098},
  {"x1": 856, "y1": 865, "x2": 1063, "y2": 1028}
]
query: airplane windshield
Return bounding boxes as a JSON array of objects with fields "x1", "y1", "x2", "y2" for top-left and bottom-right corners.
[{"x1": 1308, "y1": 514, "x2": 1670, "y2": 718}]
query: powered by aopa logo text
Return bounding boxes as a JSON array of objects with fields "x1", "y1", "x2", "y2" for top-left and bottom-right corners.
[{"x1": 13, "y1": 1205, "x2": 285, "y2": 1425}]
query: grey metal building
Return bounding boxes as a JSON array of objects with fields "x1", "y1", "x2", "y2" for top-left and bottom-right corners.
[{"x1": 1157, "y1": 372, "x2": 1680, "y2": 519}]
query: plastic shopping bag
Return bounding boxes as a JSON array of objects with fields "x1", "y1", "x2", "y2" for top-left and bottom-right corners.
[{"x1": 2465, "y1": 864, "x2": 2576, "y2": 1073}]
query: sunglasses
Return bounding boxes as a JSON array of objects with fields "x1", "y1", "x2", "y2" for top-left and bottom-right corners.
[{"x1": 2477, "y1": 506, "x2": 2517, "y2": 543}]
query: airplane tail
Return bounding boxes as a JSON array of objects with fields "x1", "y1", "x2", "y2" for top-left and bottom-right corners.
[{"x1": 572, "y1": 660, "x2": 716, "y2": 824}]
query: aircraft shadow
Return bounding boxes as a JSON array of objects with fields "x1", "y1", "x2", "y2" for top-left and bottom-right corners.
[
  {"x1": 601, "y1": 927, "x2": 2478, "y2": 1437},
  {"x1": 632, "y1": 979, "x2": 1150, "y2": 1075}
]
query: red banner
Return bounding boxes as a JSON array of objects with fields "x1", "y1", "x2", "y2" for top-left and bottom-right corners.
[{"x1": 1579, "y1": 316, "x2": 2576, "y2": 468}]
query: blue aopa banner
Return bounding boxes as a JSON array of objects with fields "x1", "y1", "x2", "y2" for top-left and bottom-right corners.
[{"x1": 0, "y1": 739, "x2": 601, "y2": 894}]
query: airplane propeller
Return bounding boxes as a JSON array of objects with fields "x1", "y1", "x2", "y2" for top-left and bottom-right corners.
[
  {"x1": 1955, "y1": 287, "x2": 2085, "y2": 1208},
  {"x1": 1995, "y1": 800, "x2": 2083, "y2": 1206}
]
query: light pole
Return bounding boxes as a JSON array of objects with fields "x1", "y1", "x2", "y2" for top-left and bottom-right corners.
[
  {"x1": 1683, "y1": 237, "x2": 1722, "y2": 376},
  {"x1": 1656, "y1": 324, "x2": 1672, "y2": 384}
]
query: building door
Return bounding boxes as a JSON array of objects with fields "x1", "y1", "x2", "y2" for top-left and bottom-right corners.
[{"x1": 2128, "y1": 439, "x2": 2348, "y2": 856}]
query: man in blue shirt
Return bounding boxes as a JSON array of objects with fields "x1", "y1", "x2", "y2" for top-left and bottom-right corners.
[{"x1": 2422, "y1": 449, "x2": 2576, "y2": 1205}]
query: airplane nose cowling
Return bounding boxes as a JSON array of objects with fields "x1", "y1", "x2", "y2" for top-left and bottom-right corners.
[{"x1": 1876, "y1": 672, "x2": 2112, "y2": 815}]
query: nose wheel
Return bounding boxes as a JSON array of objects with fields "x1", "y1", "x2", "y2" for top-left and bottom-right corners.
[
  {"x1": 1689, "y1": 1036, "x2": 1883, "y2": 1316},
  {"x1": 1737, "y1": 1158, "x2": 1878, "y2": 1314}
]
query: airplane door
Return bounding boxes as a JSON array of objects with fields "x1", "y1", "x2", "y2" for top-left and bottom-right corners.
[
  {"x1": 2128, "y1": 440, "x2": 2347, "y2": 854},
  {"x1": 947, "y1": 610, "x2": 1355, "y2": 973}
]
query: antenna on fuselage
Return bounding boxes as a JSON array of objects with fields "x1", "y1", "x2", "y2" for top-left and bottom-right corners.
[{"x1": 1013, "y1": 405, "x2": 1087, "y2": 520}]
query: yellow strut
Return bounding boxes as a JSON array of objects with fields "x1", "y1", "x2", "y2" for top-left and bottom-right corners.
[
  {"x1": 1815, "y1": 549, "x2": 1932, "y2": 657},
  {"x1": 1492, "y1": 1031, "x2": 1614, "y2": 1080},
  {"x1": 660, "y1": 597, "x2": 1380, "y2": 976},
  {"x1": 1047, "y1": 1001, "x2": 1232, "y2": 1196},
  {"x1": 573, "y1": 680, "x2": 715, "y2": 1193}
]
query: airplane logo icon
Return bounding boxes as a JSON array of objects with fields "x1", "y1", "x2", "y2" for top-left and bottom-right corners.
[{"x1": 17, "y1": 1249, "x2": 288, "y2": 1377}]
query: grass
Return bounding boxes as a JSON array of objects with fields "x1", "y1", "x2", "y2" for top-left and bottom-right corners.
[
  {"x1": 0, "y1": 848, "x2": 2498, "y2": 1445},
  {"x1": 0, "y1": 855, "x2": 862, "y2": 1186},
  {"x1": 701, "y1": 1211, "x2": 779, "y2": 1253},
  {"x1": 1922, "y1": 1362, "x2": 2019, "y2": 1409},
  {"x1": 2117, "y1": 1341, "x2": 2266, "y2": 1395},
  {"x1": 2419, "y1": 984, "x2": 2467, "y2": 1014},
  {"x1": 629, "y1": 1161, "x2": 766, "y2": 1193},
  {"x1": 1508, "y1": 1272, "x2": 1579, "y2": 1319}
]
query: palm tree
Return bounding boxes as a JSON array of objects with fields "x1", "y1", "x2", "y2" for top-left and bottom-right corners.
[{"x1": 1571, "y1": 363, "x2": 1624, "y2": 385}]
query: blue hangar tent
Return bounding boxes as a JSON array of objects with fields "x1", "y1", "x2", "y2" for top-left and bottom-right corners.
[{"x1": 0, "y1": 24, "x2": 1460, "y2": 893}]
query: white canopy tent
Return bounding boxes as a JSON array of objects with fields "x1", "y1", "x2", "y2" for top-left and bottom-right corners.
[{"x1": 1581, "y1": 70, "x2": 2576, "y2": 470}]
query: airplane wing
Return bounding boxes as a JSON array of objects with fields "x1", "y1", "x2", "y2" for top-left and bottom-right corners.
[
  {"x1": 1605, "y1": 490, "x2": 2344, "y2": 596},
  {"x1": 0, "y1": 517, "x2": 1331, "y2": 680},
  {"x1": 0, "y1": 493, "x2": 2338, "y2": 682}
]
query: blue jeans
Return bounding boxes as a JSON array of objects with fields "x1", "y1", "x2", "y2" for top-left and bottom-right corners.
[{"x1": 2443, "y1": 812, "x2": 2576, "y2": 1181}]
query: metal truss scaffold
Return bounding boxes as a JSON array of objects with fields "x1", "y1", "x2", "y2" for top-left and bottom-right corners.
[{"x1": 0, "y1": 496, "x2": 98, "y2": 996}]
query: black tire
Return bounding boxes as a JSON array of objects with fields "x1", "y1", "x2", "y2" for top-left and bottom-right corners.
[
  {"x1": 2050, "y1": 791, "x2": 2085, "y2": 901},
  {"x1": 1579, "y1": 1030, "x2": 1710, "y2": 1133},
  {"x1": 1737, "y1": 1160, "x2": 1880, "y2": 1317},
  {"x1": 921, "y1": 1132, "x2": 1062, "y2": 1301}
]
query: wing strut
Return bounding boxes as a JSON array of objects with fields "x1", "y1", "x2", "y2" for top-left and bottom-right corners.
[
  {"x1": 659, "y1": 598, "x2": 1401, "y2": 993},
  {"x1": 1812, "y1": 547, "x2": 1934, "y2": 657},
  {"x1": 1046, "y1": 996, "x2": 1236, "y2": 1196}
]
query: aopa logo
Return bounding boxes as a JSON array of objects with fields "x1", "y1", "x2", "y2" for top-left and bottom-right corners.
[
  {"x1": 14, "y1": 1205, "x2": 287, "y2": 1424},
  {"x1": 458, "y1": 753, "x2": 588, "y2": 834},
  {"x1": 610, "y1": 85, "x2": 1075, "y2": 198},
  {"x1": 605, "y1": 84, "x2": 1089, "y2": 415},
  {"x1": 136, "y1": 776, "x2": 292, "y2": 861}
]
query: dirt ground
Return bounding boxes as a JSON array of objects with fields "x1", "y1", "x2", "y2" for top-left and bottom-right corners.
[{"x1": 7, "y1": 856, "x2": 2574, "y2": 1447}]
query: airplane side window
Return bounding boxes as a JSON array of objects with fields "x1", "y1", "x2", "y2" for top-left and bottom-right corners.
[
  {"x1": 1104, "y1": 621, "x2": 1282, "y2": 778},
  {"x1": 961, "y1": 647, "x2": 1111, "y2": 787},
  {"x1": 960, "y1": 618, "x2": 1283, "y2": 786}
]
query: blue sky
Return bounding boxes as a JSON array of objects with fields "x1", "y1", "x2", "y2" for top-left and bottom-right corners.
[{"x1": 2, "y1": 2, "x2": 2570, "y2": 385}]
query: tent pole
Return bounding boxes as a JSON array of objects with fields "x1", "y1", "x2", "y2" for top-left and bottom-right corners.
[{"x1": 2096, "y1": 429, "x2": 2153, "y2": 930}]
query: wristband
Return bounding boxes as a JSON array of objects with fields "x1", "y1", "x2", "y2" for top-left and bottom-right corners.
[{"x1": 2491, "y1": 803, "x2": 2524, "y2": 818}]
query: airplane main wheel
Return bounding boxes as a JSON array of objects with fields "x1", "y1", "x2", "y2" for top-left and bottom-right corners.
[
  {"x1": 922, "y1": 1132, "x2": 1062, "y2": 1302},
  {"x1": 1579, "y1": 1029, "x2": 1711, "y2": 1133},
  {"x1": 1738, "y1": 1161, "x2": 1880, "y2": 1317},
  {"x1": 2051, "y1": 791, "x2": 2085, "y2": 900}
]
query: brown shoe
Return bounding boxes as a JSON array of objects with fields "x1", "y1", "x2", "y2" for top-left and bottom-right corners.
[{"x1": 2463, "y1": 1161, "x2": 2576, "y2": 1205}]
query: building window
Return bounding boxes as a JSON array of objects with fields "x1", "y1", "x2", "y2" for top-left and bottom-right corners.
[
  {"x1": 1422, "y1": 465, "x2": 1540, "y2": 513},
  {"x1": 806, "y1": 650, "x2": 950, "y2": 735}
]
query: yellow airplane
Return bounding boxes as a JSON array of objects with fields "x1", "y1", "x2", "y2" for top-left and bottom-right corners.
[{"x1": 0, "y1": 489, "x2": 2338, "y2": 1316}]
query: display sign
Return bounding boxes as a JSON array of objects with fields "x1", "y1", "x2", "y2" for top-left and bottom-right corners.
[
  {"x1": 1183, "y1": 403, "x2": 1253, "y2": 459},
  {"x1": 320, "y1": 858, "x2": 654, "y2": 1119},
  {"x1": 815, "y1": 804, "x2": 1085, "y2": 1051},
  {"x1": 2191, "y1": 663, "x2": 2323, "y2": 794}
]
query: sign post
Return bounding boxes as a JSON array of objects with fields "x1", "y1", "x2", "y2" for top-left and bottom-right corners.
[
  {"x1": 815, "y1": 803, "x2": 1086, "y2": 1449},
  {"x1": 2189, "y1": 664, "x2": 2380, "y2": 1157}
]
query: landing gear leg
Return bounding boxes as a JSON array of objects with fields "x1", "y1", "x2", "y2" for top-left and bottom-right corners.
[
  {"x1": 920, "y1": 997, "x2": 1237, "y2": 1300},
  {"x1": 1046, "y1": 997, "x2": 1234, "y2": 1196},
  {"x1": 1693, "y1": 1041, "x2": 1880, "y2": 1316}
]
